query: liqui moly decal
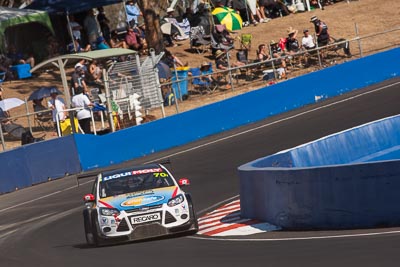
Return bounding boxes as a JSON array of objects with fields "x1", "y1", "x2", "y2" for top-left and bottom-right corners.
[{"x1": 121, "y1": 195, "x2": 165, "y2": 207}]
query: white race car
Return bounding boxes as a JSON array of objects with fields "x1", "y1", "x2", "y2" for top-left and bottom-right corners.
[{"x1": 82, "y1": 163, "x2": 198, "y2": 246}]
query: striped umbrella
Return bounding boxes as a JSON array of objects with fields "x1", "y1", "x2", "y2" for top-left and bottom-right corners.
[{"x1": 212, "y1": 6, "x2": 243, "y2": 31}]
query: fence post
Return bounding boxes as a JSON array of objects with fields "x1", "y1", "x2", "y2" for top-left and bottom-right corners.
[{"x1": 355, "y1": 22, "x2": 363, "y2": 57}]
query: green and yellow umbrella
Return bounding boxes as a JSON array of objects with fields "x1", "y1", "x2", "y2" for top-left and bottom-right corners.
[{"x1": 212, "y1": 6, "x2": 243, "y2": 31}]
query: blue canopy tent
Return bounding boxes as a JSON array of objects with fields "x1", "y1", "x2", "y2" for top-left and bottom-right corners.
[{"x1": 25, "y1": 0, "x2": 124, "y2": 14}]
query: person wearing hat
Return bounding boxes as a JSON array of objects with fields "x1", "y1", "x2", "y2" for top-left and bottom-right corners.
[
  {"x1": 310, "y1": 16, "x2": 330, "y2": 46},
  {"x1": 126, "y1": 0, "x2": 141, "y2": 28},
  {"x1": 47, "y1": 88, "x2": 67, "y2": 135},
  {"x1": 214, "y1": 49, "x2": 245, "y2": 71},
  {"x1": 269, "y1": 40, "x2": 287, "y2": 74},
  {"x1": 110, "y1": 30, "x2": 128, "y2": 49},
  {"x1": 285, "y1": 27, "x2": 300, "y2": 54}
]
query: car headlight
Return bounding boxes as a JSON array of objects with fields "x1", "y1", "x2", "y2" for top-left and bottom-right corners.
[
  {"x1": 99, "y1": 207, "x2": 120, "y2": 216},
  {"x1": 167, "y1": 194, "x2": 184, "y2": 207}
]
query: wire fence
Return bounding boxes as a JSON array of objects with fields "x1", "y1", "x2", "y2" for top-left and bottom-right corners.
[{"x1": 1, "y1": 24, "x2": 400, "y2": 151}]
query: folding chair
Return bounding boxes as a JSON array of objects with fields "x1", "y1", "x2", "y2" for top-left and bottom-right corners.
[
  {"x1": 190, "y1": 67, "x2": 217, "y2": 94},
  {"x1": 240, "y1": 34, "x2": 252, "y2": 51},
  {"x1": 189, "y1": 26, "x2": 211, "y2": 54},
  {"x1": 34, "y1": 110, "x2": 53, "y2": 131}
]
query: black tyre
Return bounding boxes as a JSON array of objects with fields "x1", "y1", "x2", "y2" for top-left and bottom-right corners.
[
  {"x1": 185, "y1": 194, "x2": 199, "y2": 234},
  {"x1": 83, "y1": 209, "x2": 96, "y2": 246},
  {"x1": 90, "y1": 210, "x2": 103, "y2": 247}
]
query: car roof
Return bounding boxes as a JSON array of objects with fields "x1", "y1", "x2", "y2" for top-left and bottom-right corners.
[{"x1": 101, "y1": 163, "x2": 163, "y2": 178}]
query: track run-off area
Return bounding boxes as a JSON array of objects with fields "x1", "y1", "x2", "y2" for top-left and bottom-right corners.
[{"x1": 1, "y1": 78, "x2": 400, "y2": 267}]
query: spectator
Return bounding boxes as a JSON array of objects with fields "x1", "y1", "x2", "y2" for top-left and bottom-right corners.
[
  {"x1": 96, "y1": 36, "x2": 110, "y2": 50},
  {"x1": 214, "y1": 49, "x2": 245, "y2": 70},
  {"x1": 68, "y1": 15, "x2": 83, "y2": 44},
  {"x1": 97, "y1": 7, "x2": 111, "y2": 44},
  {"x1": 47, "y1": 88, "x2": 67, "y2": 135},
  {"x1": 162, "y1": 49, "x2": 185, "y2": 68},
  {"x1": 259, "y1": 0, "x2": 290, "y2": 19},
  {"x1": 67, "y1": 37, "x2": 91, "y2": 53},
  {"x1": 71, "y1": 65, "x2": 89, "y2": 96},
  {"x1": 125, "y1": 25, "x2": 142, "y2": 51},
  {"x1": 72, "y1": 86, "x2": 94, "y2": 134},
  {"x1": 133, "y1": 23, "x2": 148, "y2": 53},
  {"x1": 126, "y1": 0, "x2": 141, "y2": 27},
  {"x1": 301, "y1": 29, "x2": 316, "y2": 50},
  {"x1": 256, "y1": 44, "x2": 274, "y2": 68},
  {"x1": 89, "y1": 60, "x2": 103, "y2": 84},
  {"x1": 110, "y1": 30, "x2": 128, "y2": 49},
  {"x1": 0, "y1": 86, "x2": 3, "y2": 101},
  {"x1": 310, "y1": 16, "x2": 331, "y2": 46},
  {"x1": 7, "y1": 45, "x2": 35, "y2": 68},
  {"x1": 83, "y1": 9, "x2": 101, "y2": 46},
  {"x1": 285, "y1": 27, "x2": 301, "y2": 55},
  {"x1": 269, "y1": 40, "x2": 287, "y2": 77}
]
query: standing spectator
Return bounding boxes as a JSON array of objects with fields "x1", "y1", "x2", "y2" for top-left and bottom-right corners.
[
  {"x1": 310, "y1": 16, "x2": 330, "y2": 46},
  {"x1": 84, "y1": 9, "x2": 101, "y2": 47},
  {"x1": 47, "y1": 88, "x2": 67, "y2": 136},
  {"x1": 71, "y1": 65, "x2": 89, "y2": 96},
  {"x1": 126, "y1": 0, "x2": 141, "y2": 27},
  {"x1": 72, "y1": 86, "x2": 94, "y2": 134},
  {"x1": 68, "y1": 15, "x2": 83, "y2": 44},
  {"x1": 97, "y1": 7, "x2": 111, "y2": 44}
]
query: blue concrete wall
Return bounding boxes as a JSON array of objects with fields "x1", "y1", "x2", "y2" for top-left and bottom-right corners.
[
  {"x1": 76, "y1": 48, "x2": 400, "y2": 171},
  {"x1": 0, "y1": 135, "x2": 81, "y2": 194},
  {"x1": 239, "y1": 115, "x2": 400, "y2": 229},
  {"x1": 1, "y1": 47, "x2": 400, "y2": 194}
]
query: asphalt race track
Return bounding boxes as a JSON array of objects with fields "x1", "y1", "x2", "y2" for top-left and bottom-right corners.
[{"x1": 1, "y1": 78, "x2": 400, "y2": 267}]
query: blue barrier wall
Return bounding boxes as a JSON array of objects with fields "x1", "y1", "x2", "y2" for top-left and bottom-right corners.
[
  {"x1": 1, "y1": 48, "x2": 400, "y2": 194},
  {"x1": 239, "y1": 115, "x2": 400, "y2": 229},
  {"x1": 0, "y1": 135, "x2": 81, "y2": 194},
  {"x1": 76, "y1": 48, "x2": 400, "y2": 171}
]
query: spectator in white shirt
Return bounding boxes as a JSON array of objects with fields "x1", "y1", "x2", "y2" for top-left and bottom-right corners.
[
  {"x1": 71, "y1": 86, "x2": 94, "y2": 134},
  {"x1": 301, "y1": 29, "x2": 316, "y2": 50}
]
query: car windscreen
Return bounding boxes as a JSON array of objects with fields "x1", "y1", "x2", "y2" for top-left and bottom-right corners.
[{"x1": 99, "y1": 169, "x2": 174, "y2": 198}]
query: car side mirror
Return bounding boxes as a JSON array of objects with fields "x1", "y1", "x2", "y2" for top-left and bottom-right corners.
[
  {"x1": 83, "y1": 193, "x2": 95, "y2": 202},
  {"x1": 178, "y1": 178, "x2": 190, "y2": 186}
]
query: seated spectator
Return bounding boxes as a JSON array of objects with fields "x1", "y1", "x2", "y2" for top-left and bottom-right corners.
[
  {"x1": 213, "y1": 24, "x2": 234, "y2": 46},
  {"x1": 162, "y1": 49, "x2": 185, "y2": 68},
  {"x1": 285, "y1": 27, "x2": 301, "y2": 55},
  {"x1": 256, "y1": 44, "x2": 273, "y2": 68},
  {"x1": 214, "y1": 49, "x2": 245, "y2": 70},
  {"x1": 125, "y1": 25, "x2": 142, "y2": 51},
  {"x1": 199, "y1": 61, "x2": 213, "y2": 81},
  {"x1": 236, "y1": 49, "x2": 249, "y2": 64},
  {"x1": 89, "y1": 60, "x2": 103, "y2": 84},
  {"x1": 301, "y1": 29, "x2": 316, "y2": 50},
  {"x1": 67, "y1": 37, "x2": 91, "y2": 53},
  {"x1": 133, "y1": 23, "x2": 148, "y2": 54},
  {"x1": 96, "y1": 36, "x2": 110, "y2": 50},
  {"x1": 259, "y1": 0, "x2": 290, "y2": 19},
  {"x1": 7, "y1": 45, "x2": 35, "y2": 68},
  {"x1": 46, "y1": 35, "x2": 61, "y2": 58},
  {"x1": 110, "y1": 30, "x2": 128, "y2": 49},
  {"x1": 269, "y1": 40, "x2": 287, "y2": 77},
  {"x1": 33, "y1": 98, "x2": 52, "y2": 117}
]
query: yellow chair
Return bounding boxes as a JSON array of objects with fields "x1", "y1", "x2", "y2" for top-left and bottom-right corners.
[{"x1": 240, "y1": 34, "x2": 252, "y2": 51}]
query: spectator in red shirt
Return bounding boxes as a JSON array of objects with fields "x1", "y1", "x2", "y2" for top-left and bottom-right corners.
[{"x1": 125, "y1": 25, "x2": 142, "y2": 51}]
